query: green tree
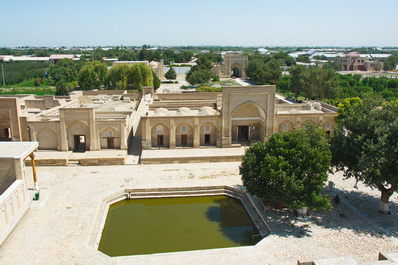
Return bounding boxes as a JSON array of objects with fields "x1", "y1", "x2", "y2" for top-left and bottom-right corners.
[
  {"x1": 289, "y1": 65, "x2": 306, "y2": 100},
  {"x1": 331, "y1": 97, "x2": 398, "y2": 214},
  {"x1": 165, "y1": 67, "x2": 177, "y2": 81},
  {"x1": 186, "y1": 56, "x2": 213, "y2": 85},
  {"x1": 152, "y1": 70, "x2": 160, "y2": 90},
  {"x1": 240, "y1": 123, "x2": 332, "y2": 214},
  {"x1": 49, "y1": 59, "x2": 81, "y2": 83},
  {"x1": 34, "y1": 77, "x2": 43, "y2": 87},
  {"x1": 186, "y1": 69, "x2": 213, "y2": 85},
  {"x1": 296, "y1": 55, "x2": 311, "y2": 63},
  {"x1": 55, "y1": 80, "x2": 71, "y2": 95},
  {"x1": 78, "y1": 61, "x2": 107, "y2": 90},
  {"x1": 373, "y1": 62, "x2": 382, "y2": 72},
  {"x1": 109, "y1": 63, "x2": 130, "y2": 89}
]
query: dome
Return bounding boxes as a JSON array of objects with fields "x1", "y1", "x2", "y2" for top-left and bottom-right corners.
[
  {"x1": 176, "y1": 107, "x2": 193, "y2": 116},
  {"x1": 153, "y1": 108, "x2": 170, "y2": 116},
  {"x1": 313, "y1": 102, "x2": 322, "y2": 111},
  {"x1": 149, "y1": 61, "x2": 159, "y2": 68},
  {"x1": 199, "y1": 106, "x2": 216, "y2": 115}
]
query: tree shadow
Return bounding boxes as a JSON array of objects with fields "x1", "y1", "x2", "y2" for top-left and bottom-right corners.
[
  {"x1": 310, "y1": 188, "x2": 398, "y2": 238},
  {"x1": 261, "y1": 187, "x2": 398, "y2": 239}
]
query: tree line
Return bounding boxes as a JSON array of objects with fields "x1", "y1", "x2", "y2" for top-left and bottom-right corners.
[
  {"x1": 49, "y1": 59, "x2": 160, "y2": 95},
  {"x1": 0, "y1": 61, "x2": 50, "y2": 86}
]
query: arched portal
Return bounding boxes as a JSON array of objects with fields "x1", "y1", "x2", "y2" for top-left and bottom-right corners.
[
  {"x1": 231, "y1": 101, "x2": 266, "y2": 145},
  {"x1": 230, "y1": 63, "x2": 243, "y2": 78}
]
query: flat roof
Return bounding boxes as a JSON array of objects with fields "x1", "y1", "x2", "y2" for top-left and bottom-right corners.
[{"x1": 0, "y1": 142, "x2": 38, "y2": 159}]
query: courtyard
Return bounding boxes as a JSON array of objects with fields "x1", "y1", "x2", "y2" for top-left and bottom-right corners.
[{"x1": 0, "y1": 161, "x2": 396, "y2": 265}]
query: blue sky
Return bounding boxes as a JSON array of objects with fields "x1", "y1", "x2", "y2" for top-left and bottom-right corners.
[{"x1": 1, "y1": 0, "x2": 398, "y2": 47}]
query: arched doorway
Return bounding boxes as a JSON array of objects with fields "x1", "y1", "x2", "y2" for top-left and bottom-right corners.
[
  {"x1": 231, "y1": 102, "x2": 266, "y2": 145},
  {"x1": 232, "y1": 67, "x2": 240, "y2": 78}
]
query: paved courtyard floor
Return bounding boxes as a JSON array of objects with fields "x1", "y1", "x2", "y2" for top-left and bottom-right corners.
[{"x1": 0, "y1": 162, "x2": 397, "y2": 264}]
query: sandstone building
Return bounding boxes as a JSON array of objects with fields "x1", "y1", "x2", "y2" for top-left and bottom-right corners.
[
  {"x1": 0, "y1": 85, "x2": 337, "y2": 153},
  {"x1": 211, "y1": 52, "x2": 248, "y2": 78}
]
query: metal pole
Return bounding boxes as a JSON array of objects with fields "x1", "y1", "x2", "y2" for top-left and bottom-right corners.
[{"x1": 1, "y1": 62, "x2": 5, "y2": 87}]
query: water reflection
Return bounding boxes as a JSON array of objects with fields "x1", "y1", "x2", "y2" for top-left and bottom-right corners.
[{"x1": 99, "y1": 195, "x2": 261, "y2": 257}]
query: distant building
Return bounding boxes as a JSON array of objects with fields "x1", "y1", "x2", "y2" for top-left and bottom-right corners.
[
  {"x1": 212, "y1": 53, "x2": 248, "y2": 78},
  {"x1": 334, "y1": 52, "x2": 383, "y2": 71},
  {"x1": 49, "y1": 54, "x2": 76, "y2": 64}
]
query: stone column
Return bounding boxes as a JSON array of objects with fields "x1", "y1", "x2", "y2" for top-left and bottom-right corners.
[
  {"x1": 120, "y1": 122, "x2": 127, "y2": 150},
  {"x1": 58, "y1": 110, "x2": 68, "y2": 151},
  {"x1": 141, "y1": 117, "x2": 152, "y2": 150},
  {"x1": 88, "y1": 109, "x2": 97, "y2": 151},
  {"x1": 169, "y1": 119, "x2": 176, "y2": 149},
  {"x1": 193, "y1": 118, "x2": 200, "y2": 148}
]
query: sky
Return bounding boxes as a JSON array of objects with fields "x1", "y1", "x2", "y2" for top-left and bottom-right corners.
[{"x1": 1, "y1": 0, "x2": 398, "y2": 47}]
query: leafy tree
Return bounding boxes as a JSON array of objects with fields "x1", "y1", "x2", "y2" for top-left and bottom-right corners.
[
  {"x1": 165, "y1": 67, "x2": 177, "y2": 81},
  {"x1": 109, "y1": 63, "x2": 129, "y2": 89},
  {"x1": 383, "y1": 55, "x2": 398, "y2": 71},
  {"x1": 186, "y1": 69, "x2": 213, "y2": 85},
  {"x1": 78, "y1": 61, "x2": 107, "y2": 90},
  {"x1": 323, "y1": 62, "x2": 340, "y2": 71},
  {"x1": 152, "y1": 70, "x2": 160, "y2": 90},
  {"x1": 240, "y1": 123, "x2": 332, "y2": 213},
  {"x1": 373, "y1": 62, "x2": 382, "y2": 72},
  {"x1": 34, "y1": 77, "x2": 43, "y2": 87},
  {"x1": 289, "y1": 65, "x2": 306, "y2": 100},
  {"x1": 246, "y1": 58, "x2": 281, "y2": 85},
  {"x1": 55, "y1": 80, "x2": 72, "y2": 95},
  {"x1": 186, "y1": 56, "x2": 213, "y2": 85},
  {"x1": 49, "y1": 59, "x2": 82, "y2": 84},
  {"x1": 331, "y1": 97, "x2": 398, "y2": 214},
  {"x1": 296, "y1": 55, "x2": 311, "y2": 63}
]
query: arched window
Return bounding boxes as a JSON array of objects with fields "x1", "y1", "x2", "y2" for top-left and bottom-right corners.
[
  {"x1": 156, "y1": 125, "x2": 164, "y2": 134},
  {"x1": 180, "y1": 125, "x2": 187, "y2": 133},
  {"x1": 325, "y1": 121, "x2": 331, "y2": 130},
  {"x1": 204, "y1": 124, "x2": 211, "y2": 133},
  {"x1": 281, "y1": 122, "x2": 288, "y2": 132},
  {"x1": 107, "y1": 130, "x2": 113, "y2": 137}
]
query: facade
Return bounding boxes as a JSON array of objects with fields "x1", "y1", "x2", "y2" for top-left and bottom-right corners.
[
  {"x1": 334, "y1": 52, "x2": 383, "y2": 71},
  {"x1": 1, "y1": 86, "x2": 337, "y2": 153},
  {"x1": 212, "y1": 53, "x2": 248, "y2": 78},
  {"x1": 141, "y1": 86, "x2": 337, "y2": 149},
  {"x1": 0, "y1": 91, "x2": 143, "y2": 152}
]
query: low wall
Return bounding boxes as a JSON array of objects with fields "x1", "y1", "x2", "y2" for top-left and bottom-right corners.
[
  {"x1": 0, "y1": 180, "x2": 30, "y2": 246},
  {"x1": 79, "y1": 157, "x2": 126, "y2": 166},
  {"x1": 141, "y1": 155, "x2": 242, "y2": 165},
  {"x1": 156, "y1": 92, "x2": 220, "y2": 101}
]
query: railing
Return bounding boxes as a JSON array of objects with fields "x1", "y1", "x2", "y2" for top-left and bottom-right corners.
[{"x1": 0, "y1": 180, "x2": 30, "y2": 245}]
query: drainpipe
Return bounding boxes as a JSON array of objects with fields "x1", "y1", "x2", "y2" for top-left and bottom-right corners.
[{"x1": 29, "y1": 153, "x2": 40, "y2": 199}]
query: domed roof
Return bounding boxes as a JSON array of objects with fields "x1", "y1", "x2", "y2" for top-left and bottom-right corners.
[
  {"x1": 149, "y1": 61, "x2": 159, "y2": 67},
  {"x1": 153, "y1": 108, "x2": 170, "y2": 116},
  {"x1": 176, "y1": 107, "x2": 193, "y2": 116},
  {"x1": 199, "y1": 106, "x2": 216, "y2": 115}
]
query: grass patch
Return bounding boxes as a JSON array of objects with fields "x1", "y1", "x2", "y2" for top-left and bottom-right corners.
[
  {"x1": 207, "y1": 80, "x2": 240, "y2": 86},
  {"x1": 7, "y1": 78, "x2": 50, "y2": 88},
  {"x1": 0, "y1": 86, "x2": 55, "y2": 95}
]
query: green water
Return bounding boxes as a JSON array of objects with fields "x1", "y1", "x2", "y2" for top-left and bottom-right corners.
[{"x1": 98, "y1": 195, "x2": 261, "y2": 256}]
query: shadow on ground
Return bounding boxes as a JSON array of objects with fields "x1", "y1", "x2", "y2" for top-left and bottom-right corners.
[{"x1": 261, "y1": 188, "x2": 398, "y2": 239}]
